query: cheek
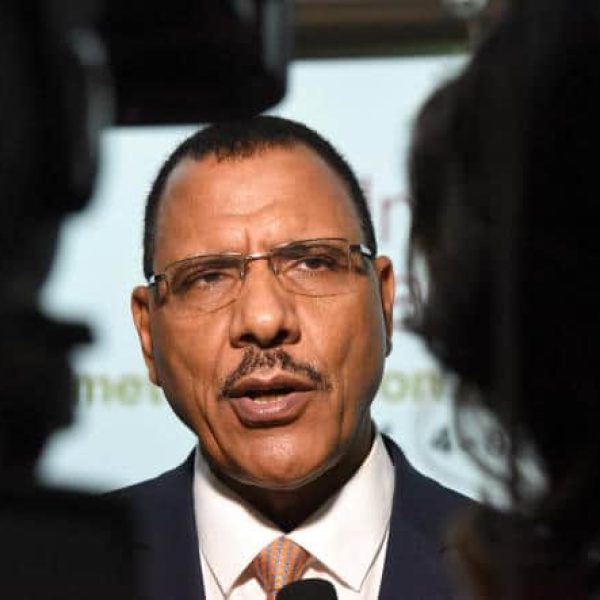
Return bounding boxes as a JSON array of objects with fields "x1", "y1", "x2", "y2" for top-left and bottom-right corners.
[
  {"x1": 305, "y1": 294, "x2": 386, "y2": 419},
  {"x1": 150, "y1": 314, "x2": 229, "y2": 426},
  {"x1": 342, "y1": 310, "x2": 386, "y2": 420}
]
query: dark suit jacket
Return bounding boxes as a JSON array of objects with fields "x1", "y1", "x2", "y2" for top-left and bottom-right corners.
[{"x1": 114, "y1": 436, "x2": 473, "y2": 600}]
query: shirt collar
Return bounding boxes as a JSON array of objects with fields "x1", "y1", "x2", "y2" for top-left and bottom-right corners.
[{"x1": 193, "y1": 432, "x2": 395, "y2": 595}]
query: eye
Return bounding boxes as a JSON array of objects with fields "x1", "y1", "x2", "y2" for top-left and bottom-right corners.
[
  {"x1": 186, "y1": 269, "x2": 229, "y2": 287},
  {"x1": 296, "y1": 255, "x2": 338, "y2": 271},
  {"x1": 281, "y1": 245, "x2": 347, "y2": 276},
  {"x1": 171, "y1": 261, "x2": 239, "y2": 294}
]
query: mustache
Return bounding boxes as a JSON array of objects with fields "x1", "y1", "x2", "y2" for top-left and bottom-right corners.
[{"x1": 220, "y1": 348, "x2": 331, "y2": 396}]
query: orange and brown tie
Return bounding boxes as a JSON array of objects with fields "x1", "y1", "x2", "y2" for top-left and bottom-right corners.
[{"x1": 252, "y1": 536, "x2": 312, "y2": 600}]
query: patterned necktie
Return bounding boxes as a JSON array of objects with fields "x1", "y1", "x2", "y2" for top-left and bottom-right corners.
[{"x1": 252, "y1": 536, "x2": 312, "y2": 600}]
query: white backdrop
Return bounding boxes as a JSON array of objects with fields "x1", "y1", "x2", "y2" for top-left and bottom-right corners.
[{"x1": 39, "y1": 54, "x2": 507, "y2": 503}]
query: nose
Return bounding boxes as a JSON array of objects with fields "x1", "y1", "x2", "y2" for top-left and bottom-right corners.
[{"x1": 229, "y1": 260, "x2": 301, "y2": 349}]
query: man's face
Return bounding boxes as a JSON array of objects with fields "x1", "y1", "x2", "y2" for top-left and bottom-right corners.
[{"x1": 132, "y1": 144, "x2": 394, "y2": 490}]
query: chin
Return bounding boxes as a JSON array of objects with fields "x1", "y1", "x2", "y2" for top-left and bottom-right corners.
[
  {"x1": 207, "y1": 429, "x2": 345, "y2": 492},
  {"x1": 238, "y1": 454, "x2": 338, "y2": 491}
]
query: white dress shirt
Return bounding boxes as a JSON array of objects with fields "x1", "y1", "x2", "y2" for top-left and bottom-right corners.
[{"x1": 193, "y1": 433, "x2": 396, "y2": 599}]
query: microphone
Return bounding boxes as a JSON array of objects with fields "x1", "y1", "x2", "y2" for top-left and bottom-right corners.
[{"x1": 276, "y1": 579, "x2": 337, "y2": 600}]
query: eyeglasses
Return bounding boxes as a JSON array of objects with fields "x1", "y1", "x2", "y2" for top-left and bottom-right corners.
[{"x1": 148, "y1": 237, "x2": 374, "y2": 314}]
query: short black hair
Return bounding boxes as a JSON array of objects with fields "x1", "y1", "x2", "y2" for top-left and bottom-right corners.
[{"x1": 142, "y1": 115, "x2": 376, "y2": 278}]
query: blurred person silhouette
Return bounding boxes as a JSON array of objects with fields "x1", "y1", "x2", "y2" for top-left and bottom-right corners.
[
  {"x1": 406, "y1": 0, "x2": 600, "y2": 598},
  {"x1": 0, "y1": 2, "x2": 135, "y2": 597}
]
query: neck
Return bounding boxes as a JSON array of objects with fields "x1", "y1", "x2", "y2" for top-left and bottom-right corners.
[{"x1": 214, "y1": 425, "x2": 375, "y2": 532}]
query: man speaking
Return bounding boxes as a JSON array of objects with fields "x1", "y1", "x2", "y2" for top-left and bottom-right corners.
[{"x1": 122, "y1": 116, "x2": 469, "y2": 599}]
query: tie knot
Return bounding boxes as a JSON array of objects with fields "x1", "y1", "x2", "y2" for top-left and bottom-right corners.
[{"x1": 252, "y1": 536, "x2": 311, "y2": 599}]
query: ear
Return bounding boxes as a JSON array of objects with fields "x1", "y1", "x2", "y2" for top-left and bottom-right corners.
[
  {"x1": 131, "y1": 285, "x2": 160, "y2": 386},
  {"x1": 373, "y1": 256, "x2": 395, "y2": 356}
]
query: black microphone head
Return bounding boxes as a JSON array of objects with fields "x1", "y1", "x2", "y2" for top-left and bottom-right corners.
[{"x1": 276, "y1": 578, "x2": 337, "y2": 600}]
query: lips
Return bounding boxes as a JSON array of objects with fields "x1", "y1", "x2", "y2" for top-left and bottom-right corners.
[
  {"x1": 223, "y1": 373, "x2": 316, "y2": 426},
  {"x1": 225, "y1": 373, "x2": 315, "y2": 399}
]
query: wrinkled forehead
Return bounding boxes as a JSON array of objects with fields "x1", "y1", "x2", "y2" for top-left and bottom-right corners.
[{"x1": 153, "y1": 145, "x2": 364, "y2": 260}]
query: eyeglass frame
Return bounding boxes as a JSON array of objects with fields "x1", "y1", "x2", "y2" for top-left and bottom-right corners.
[{"x1": 147, "y1": 237, "x2": 375, "y2": 306}]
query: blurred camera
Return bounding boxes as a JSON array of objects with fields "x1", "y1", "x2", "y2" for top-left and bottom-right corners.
[{"x1": 102, "y1": 0, "x2": 290, "y2": 124}]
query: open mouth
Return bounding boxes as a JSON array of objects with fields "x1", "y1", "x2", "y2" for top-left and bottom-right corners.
[
  {"x1": 224, "y1": 374, "x2": 317, "y2": 425},
  {"x1": 225, "y1": 372, "x2": 315, "y2": 398},
  {"x1": 243, "y1": 386, "x2": 299, "y2": 402}
]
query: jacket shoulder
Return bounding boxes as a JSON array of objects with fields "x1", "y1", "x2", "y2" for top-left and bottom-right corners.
[
  {"x1": 110, "y1": 455, "x2": 194, "y2": 501},
  {"x1": 107, "y1": 451, "x2": 196, "y2": 535},
  {"x1": 107, "y1": 452, "x2": 203, "y2": 600},
  {"x1": 380, "y1": 436, "x2": 475, "y2": 599},
  {"x1": 383, "y1": 435, "x2": 476, "y2": 543}
]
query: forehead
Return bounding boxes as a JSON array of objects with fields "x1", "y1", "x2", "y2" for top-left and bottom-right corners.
[{"x1": 154, "y1": 144, "x2": 363, "y2": 264}]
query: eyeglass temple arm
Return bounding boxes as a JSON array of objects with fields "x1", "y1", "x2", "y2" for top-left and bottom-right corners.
[
  {"x1": 147, "y1": 273, "x2": 165, "y2": 286},
  {"x1": 353, "y1": 243, "x2": 374, "y2": 258}
]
